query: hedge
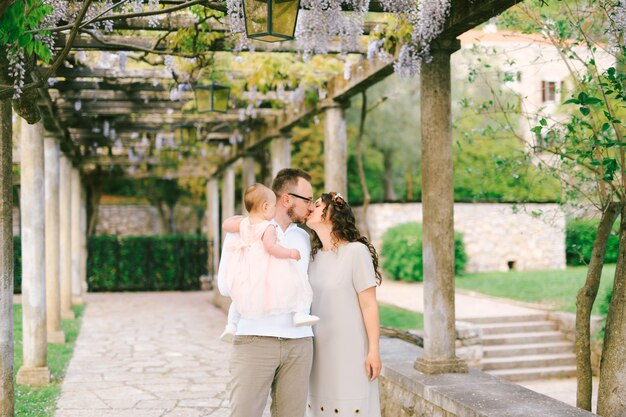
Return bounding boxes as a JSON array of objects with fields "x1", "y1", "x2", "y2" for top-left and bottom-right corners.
[
  {"x1": 87, "y1": 235, "x2": 208, "y2": 291},
  {"x1": 13, "y1": 235, "x2": 208, "y2": 293},
  {"x1": 566, "y1": 218, "x2": 620, "y2": 266},
  {"x1": 380, "y1": 222, "x2": 467, "y2": 282},
  {"x1": 13, "y1": 236, "x2": 21, "y2": 293}
]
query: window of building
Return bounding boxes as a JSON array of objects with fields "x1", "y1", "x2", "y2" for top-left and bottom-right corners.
[{"x1": 542, "y1": 81, "x2": 557, "y2": 102}]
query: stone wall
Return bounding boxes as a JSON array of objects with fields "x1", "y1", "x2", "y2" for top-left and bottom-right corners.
[
  {"x1": 353, "y1": 203, "x2": 566, "y2": 272},
  {"x1": 380, "y1": 337, "x2": 595, "y2": 417},
  {"x1": 95, "y1": 205, "x2": 164, "y2": 236},
  {"x1": 95, "y1": 204, "x2": 206, "y2": 236}
]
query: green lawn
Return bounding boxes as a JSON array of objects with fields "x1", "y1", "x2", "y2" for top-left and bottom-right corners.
[
  {"x1": 379, "y1": 303, "x2": 423, "y2": 330},
  {"x1": 13, "y1": 304, "x2": 85, "y2": 417},
  {"x1": 455, "y1": 265, "x2": 616, "y2": 315}
]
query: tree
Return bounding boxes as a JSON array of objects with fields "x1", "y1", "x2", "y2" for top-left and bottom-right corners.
[
  {"x1": 346, "y1": 74, "x2": 422, "y2": 203},
  {"x1": 483, "y1": 1, "x2": 626, "y2": 413}
]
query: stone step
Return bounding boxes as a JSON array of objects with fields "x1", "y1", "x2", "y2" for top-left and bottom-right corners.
[
  {"x1": 488, "y1": 365, "x2": 578, "y2": 382},
  {"x1": 483, "y1": 341, "x2": 574, "y2": 358},
  {"x1": 478, "y1": 321, "x2": 557, "y2": 335},
  {"x1": 462, "y1": 314, "x2": 549, "y2": 324},
  {"x1": 482, "y1": 331, "x2": 566, "y2": 346},
  {"x1": 482, "y1": 353, "x2": 576, "y2": 371}
]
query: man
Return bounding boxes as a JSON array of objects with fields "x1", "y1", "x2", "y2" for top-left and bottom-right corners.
[{"x1": 218, "y1": 168, "x2": 316, "y2": 417}]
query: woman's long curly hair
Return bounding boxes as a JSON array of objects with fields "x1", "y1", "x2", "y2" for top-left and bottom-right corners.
[{"x1": 310, "y1": 192, "x2": 382, "y2": 285}]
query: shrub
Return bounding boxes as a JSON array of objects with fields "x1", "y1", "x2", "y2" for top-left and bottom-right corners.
[
  {"x1": 566, "y1": 218, "x2": 620, "y2": 266},
  {"x1": 88, "y1": 235, "x2": 208, "y2": 291},
  {"x1": 380, "y1": 222, "x2": 467, "y2": 282}
]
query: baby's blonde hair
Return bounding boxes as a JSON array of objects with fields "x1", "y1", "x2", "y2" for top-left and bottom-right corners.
[{"x1": 244, "y1": 183, "x2": 274, "y2": 213}]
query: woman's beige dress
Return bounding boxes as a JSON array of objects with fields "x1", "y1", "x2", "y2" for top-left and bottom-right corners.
[{"x1": 307, "y1": 241, "x2": 381, "y2": 417}]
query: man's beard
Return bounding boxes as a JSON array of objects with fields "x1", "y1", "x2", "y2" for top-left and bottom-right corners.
[{"x1": 287, "y1": 204, "x2": 306, "y2": 224}]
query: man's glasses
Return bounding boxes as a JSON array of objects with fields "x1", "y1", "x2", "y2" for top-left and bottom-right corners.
[{"x1": 288, "y1": 192, "x2": 313, "y2": 204}]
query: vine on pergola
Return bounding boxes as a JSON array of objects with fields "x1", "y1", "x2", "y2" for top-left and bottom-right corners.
[
  {"x1": 2, "y1": 0, "x2": 459, "y2": 101},
  {"x1": 0, "y1": 0, "x2": 560, "y2": 176}
]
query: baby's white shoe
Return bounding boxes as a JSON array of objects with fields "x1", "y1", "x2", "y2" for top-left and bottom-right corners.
[
  {"x1": 220, "y1": 324, "x2": 237, "y2": 343},
  {"x1": 293, "y1": 313, "x2": 320, "y2": 327}
]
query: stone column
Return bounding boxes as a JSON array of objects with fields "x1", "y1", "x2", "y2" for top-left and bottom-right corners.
[
  {"x1": 70, "y1": 168, "x2": 83, "y2": 305},
  {"x1": 59, "y1": 155, "x2": 74, "y2": 319},
  {"x1": 17, "y1": 120, "x2": 51, "y2": 386},
  {"x1": 270, "y1": 136, "x2": 291, "y2": 179},
  {"x1": 222, "y1": 166, "x2": 235, "y2": 221},
  {"x1": 414, "y1": 40, "x2": 467, "y2": 375},
  {"x1": 206, "y1": 178, "x2": 220, "y2": 278},
  {"x1": 44, "y1": 135, "x2": 65, "y2": 344},
  {"x1": 241, "y1": 156, "x2": 256, "y2": 212},
  {"x1": 214, "y1": 169, "x2": 235, "y2": 310},
  {"x1": 323, "y1": 102, "x2": 348, "y2": 196},
  {"x1": 79, "y1": 181, "x2": 88, "y2": 295},
  {"x1": 0, "y1": 90, "x2": 15, "y2": 415}
]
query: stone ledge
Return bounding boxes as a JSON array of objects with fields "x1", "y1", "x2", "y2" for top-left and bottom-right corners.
[{"x1": 380, "y1": 337, "x2": 597, "y2": 417}]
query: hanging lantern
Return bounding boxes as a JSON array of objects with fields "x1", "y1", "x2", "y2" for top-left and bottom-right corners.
[
  {"x1": 243, "y1": 0, "x2": 300, "y2": 42},
  {"x1": 194, "y1": 83, "x2": 231, "y2": 113},
  {"x1": 174, "y1": 124, "x2": 197, "y2": 146},
  {"x1": 160, "y1": 149, "x2": 179, "y2": 165}
]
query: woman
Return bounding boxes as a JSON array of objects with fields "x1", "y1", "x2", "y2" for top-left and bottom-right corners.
[{"x1": 305, "y1": 192, "x2": 382, "y2": 417}]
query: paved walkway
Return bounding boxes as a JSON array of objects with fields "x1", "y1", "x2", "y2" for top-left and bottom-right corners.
[
  {"x1": 377, "y1": 279, "x2": 599, "y2": 411},
  {"x1": 54, "y1": 292, "x2": 259, "y2": 417},
  {"x1": 54, "y1": 286, "x2": 596, "y2": 415},
  {"x1": 377, "y1": 279, "x2": 546, "y2": 319}
]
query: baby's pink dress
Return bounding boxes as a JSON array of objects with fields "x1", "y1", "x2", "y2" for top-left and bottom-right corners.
[{"x1": 223, "y1": 217, "x2": 313, "y2": 319}]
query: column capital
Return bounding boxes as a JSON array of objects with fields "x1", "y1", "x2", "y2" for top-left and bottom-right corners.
[
  {"x1": 43, "y1": 131, "x2": 63, "y2": 142},
  {"x1": 275, "y1": 131, "x2": 293, "y2": 140},
  {"x1": 319, "y1": 98, "x2": 350, "y2": 111},
  {"x1": 430, "y1": 38, "x2": 461, "y2": 53}
]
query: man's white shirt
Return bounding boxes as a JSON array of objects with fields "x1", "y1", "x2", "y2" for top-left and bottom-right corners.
[{"x1": 217, "y1": 220, "x2": 314, "y2": 338}]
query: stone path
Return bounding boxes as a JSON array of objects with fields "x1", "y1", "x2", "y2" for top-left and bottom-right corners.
[
  {"x1": 54, "y1": 292, "x2": 259, "y2": 417},
  {"x1": 377, "y1": 279, "x2": 545, "y2": 319},
  {"x1": 53, "y1": 286, "x2": 597, "y2": 415}
]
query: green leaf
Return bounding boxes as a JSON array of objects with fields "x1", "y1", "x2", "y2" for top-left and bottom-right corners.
[
  {"x1": 585, "y1": 97, "x2": 602, "y2": 105},
  {"x1": 579, "y1": 106, "x2": 590, "y2": 116}
]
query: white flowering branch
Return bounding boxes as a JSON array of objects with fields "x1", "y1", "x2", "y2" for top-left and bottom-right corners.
[
  {"x1": 81, "y1": 29, "x2": 199, "y2": 58},
  {"x1": 31, "y1": 0, "x2": 225, "y2": 34}
]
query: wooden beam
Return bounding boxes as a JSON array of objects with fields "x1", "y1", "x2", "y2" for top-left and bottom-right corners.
[
  {"x1": 55, "y1": 33, "x2": 366, "y2": 54},
  {"x1": 50, "y1": 88, "x2": 286, "y2": 103},
  {"x1": 81, "y1": 158, "x2": 217, "y2": 178},
  {"x1": 55, "y1": 111, "x2": 272, "y2": 127},
  {"x1": 113, "y1": 16, "x2": 382, "y2": 34},
  {"x1": 48, "y1": 80, "x2": 171, "y2": 92},
  {"x1": 444, "y1": 0, "x2": 521, "y2": 39},
  {"x1": 55, "y1": 100, "x2": 186, "y2": 111},
  {"x1": 160, "y1": 0, "x2": 386, "y2": 12},
  {"x1": 51, "y1": 67, "x2": 173, "y2": 79}
]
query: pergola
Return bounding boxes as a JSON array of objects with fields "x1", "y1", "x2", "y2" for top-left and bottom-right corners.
[{"x1": 1, "y1": 0, "x2": 519, "y2": 395}]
